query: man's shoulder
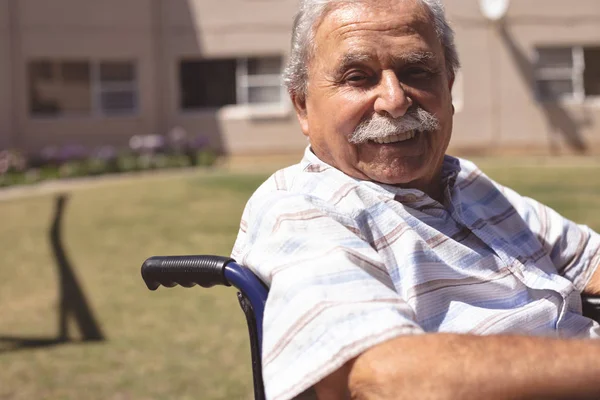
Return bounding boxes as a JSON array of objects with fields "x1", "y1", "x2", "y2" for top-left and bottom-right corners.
[
  {"x1": 453, "y1": 156, "x2": 482, "y2": 179},
  {"x1": 250, "y1": 158, "x2": 345, "y2": 198},
  {"x1": 244, "y1": 163, "x2": 323, "y2": 214},
  {"x1": 452, "y1": 156, "x2": 499, "y2": 192},
  {"x1": 244, "y1": 160, "x2": 379, "y2": 221}
]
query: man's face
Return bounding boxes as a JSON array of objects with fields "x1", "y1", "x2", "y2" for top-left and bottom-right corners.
[{"x1": 293, "y1": 0, "x2": 455, "y2": 196}]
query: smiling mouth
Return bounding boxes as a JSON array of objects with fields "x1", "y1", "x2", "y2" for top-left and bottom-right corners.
[{"x1": 370, "y1": 130, "x2": 421, "y2": 144}]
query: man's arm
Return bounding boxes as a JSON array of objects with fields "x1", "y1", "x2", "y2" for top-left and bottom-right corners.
[
  {"x1": 316, "y1": 334, "x2": 600, "y2": 400},
  {"x1": 584, "y1": 264, "x2": 600, "y2": 295},
  {"x1": 497, "y1": 184, "x2": 600, "y2": 296}
]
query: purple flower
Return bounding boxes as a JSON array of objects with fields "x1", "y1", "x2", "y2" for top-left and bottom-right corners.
[
  {"x1": 0, "y1": 155, "x2": 8, "y2": 175},
  {"x1": 41, "y1": 146, "x2": 59, "y2": 163},
  {"x1": 0, "y1": 150, "x2": 27, "y2": 173},
  {"x1": 59, "y1": 144, "x2": 88, "y2": 163},
  {"x1": 189, "y1": 134, "x2": 209, "y2": 150},
  {"x1": 143, "y1": 134, "x2": 166, "y2": 151},
  {"x1": 9, "y1": 151, "x2": 27, "y2": 172},
  {"x1": 168, "y1": 126, "x2": 189, "y2": 144},
  {"x1": 93, "y1": 146, "x2": 117, "y2": 161},
  {"x1": 129, "y1": 135, "x2": 144, "y2": 152}
]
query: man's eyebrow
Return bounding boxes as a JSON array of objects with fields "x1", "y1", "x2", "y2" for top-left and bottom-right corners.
[
  {"x1": 335, "y1": 53, "x2": 374, "y2": 72},
  {"x1": 334, "y1": 51, "x2": 438, "y2": 73},
  {"x1": 391, "y1": 51, "x2": 437, "y2": 64}
]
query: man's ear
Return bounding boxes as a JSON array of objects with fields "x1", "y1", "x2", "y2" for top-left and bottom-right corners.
[
  {"x1": 291, "y1": 93, "x2": 310, "y2": 137},
  {"x1": 448, "y1": 72, "x2": 455, "y2": 93},
  {"x1": 448, "y1": 72, "x2": 456, "y2": 115}
]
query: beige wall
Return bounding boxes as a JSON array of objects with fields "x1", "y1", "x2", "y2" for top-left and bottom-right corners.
[
  {"x1": 447, "y1": 0, "x2": 600, "y2": 155},
  {"x1": 1, "y1": 0, "x2": 600, "y2": 156},
  {"x1": 7, "y1": 0, "x2": 303, "y2": 155},
  {"x1": 14, "y1": 0, "x2": 160, "y2": 152},
  {"x1": 0, "y1": 0, "x2": 11, "y2": 149},
  {"x1": 161, "y1": 0, "x2": 301, "y2": 155}
]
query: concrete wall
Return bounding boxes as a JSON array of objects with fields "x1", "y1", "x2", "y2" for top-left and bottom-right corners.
[
  {"x1": 8, "y1": 0, "x2": 304, "y2": 154},
  {"x1": 162, "y1": 0, "x2": 302, "y2": 155},
  {"x1": 0, "y1": 0, "x2": 11, "y2": 149},
  {"x1": 2, "y1": 0, "x2": 600, "y2": 155},
  {"x1": 15, "y1": 0, "x2": 159, "y2": 152},
  {"x1": 447, "y1": 0, "x2": 600, "y2": 155}
]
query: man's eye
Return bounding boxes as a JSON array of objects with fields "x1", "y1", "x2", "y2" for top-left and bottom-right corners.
[
  {"x1": 345, "y1": 73, "x2": 369, "y2": 85},
  {"x1": 405, "y1": 68, "x2": 433, "y2": 79}
]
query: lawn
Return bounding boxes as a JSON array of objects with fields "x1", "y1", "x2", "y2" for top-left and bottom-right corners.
[{"x1": 0, "y1": 158, "x2": 599, "y2": 400}]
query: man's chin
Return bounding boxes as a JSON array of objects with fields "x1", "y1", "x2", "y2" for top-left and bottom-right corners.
[{"x1": 365, "y1": 168, "x2": 424, "y2": 187}]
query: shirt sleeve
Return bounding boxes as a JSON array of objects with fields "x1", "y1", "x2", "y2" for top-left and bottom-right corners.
[
  {"x1": 231, "y1": 190, "x2": 423, "y2": 400},
  {"x1": 498, "y1": 184, "x2": 600, "y2": 292}
]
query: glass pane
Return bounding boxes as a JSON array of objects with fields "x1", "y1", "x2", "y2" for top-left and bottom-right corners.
[
  {"x1": 536, "y1": 48, "x2": 573, "y2": 68},
  {"x1": 536, "y1": 79, "x2": 574, "y2": 101},
  {"x1": 60, "y1": 62, "x2": 91, "y2": 113},
  {"x1": 584, "y1": 47, "x2": 600, "y2": 97},
  {"x1": 30, "y1": 61, "x2": 54, "y2": 81},
  {"x1": 60, "y1": 85, "x2": 92, "y2": 113},
  {"x1": 100, "y1": 90, "x2": 136, "y2": 113},
  {"x1": 29, "y1": 61, "x2": 58, "y2": 115},
  {"x1": 179, "y1": 59, "x2": 237, "y2": 109},
  {"x1": 29, "y1": 61, "x2": 91, "y2": 115},
  {"x1": 100, "y1": 62, "x2": 135, "y2": 83},
  {"x1": 248, "y1": 86, "x2": 282, "y2": 104},
  {"x1": 248, "y1": 56, "x2": 282, "y2": 75},
  {"x1": 61, "y1": 61, "x2": 90, "y2": 83}
]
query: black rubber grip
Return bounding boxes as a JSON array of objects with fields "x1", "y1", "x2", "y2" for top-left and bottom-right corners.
[
  {"x1": 582, "y1": 295, "x2": 600, "y2": 323},
  {"x1": 141, "y1": 255, "x2": 234, "y2": 290}
]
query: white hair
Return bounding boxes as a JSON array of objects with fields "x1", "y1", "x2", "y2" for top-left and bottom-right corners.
[{"x1": 283, "y1": 0, "x2": 460, "y2": 102}]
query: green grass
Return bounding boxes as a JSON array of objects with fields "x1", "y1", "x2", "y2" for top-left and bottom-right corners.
[
  {"x1": 0, "y1": 160, "x2": 599, "y2": 400},
  {"x1": 0, "y1": 171, "x2": 268, "y2": 400},
  {"x1": 479, "y1": 161, "x2": 600, "y2": 231}
]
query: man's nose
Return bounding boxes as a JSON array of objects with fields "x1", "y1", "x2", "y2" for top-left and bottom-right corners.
[{"x1": 373, "y1": 71, "x2": 412, "y2": 119}]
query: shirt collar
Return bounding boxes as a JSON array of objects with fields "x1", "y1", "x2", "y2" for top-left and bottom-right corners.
[{"x1": 301, "y1": 145, "x2": 462, "y2": 205}]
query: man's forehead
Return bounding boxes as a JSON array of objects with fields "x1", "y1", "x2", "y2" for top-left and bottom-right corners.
[
  {"x1": 321, "y1": 0, "x2": 432, "y2": 34},
  {"x1": 314, "y1": 0, "x2": 438, "y2": 53}
]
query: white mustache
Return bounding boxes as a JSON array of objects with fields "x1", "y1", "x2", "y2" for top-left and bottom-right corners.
[{"x1": 349, "y1": 108, "x2": 440, "y2": 144}]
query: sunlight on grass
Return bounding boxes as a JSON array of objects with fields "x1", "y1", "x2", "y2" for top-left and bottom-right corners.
[
  {"x1": 0, "y1": 172, "x2": 268, "y2": 400},
  {"x1": 0, "y1": 160, "x2": 599, "y2": 399}
]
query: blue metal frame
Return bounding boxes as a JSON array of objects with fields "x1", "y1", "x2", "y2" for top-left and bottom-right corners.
[{"x1": 224, "y1": 262, "x2": 268, "y2": 352}]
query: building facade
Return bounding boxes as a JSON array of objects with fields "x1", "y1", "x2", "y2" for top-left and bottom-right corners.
[{"x1": 0, "y1": 0, "x2": 599, "y2": 156}]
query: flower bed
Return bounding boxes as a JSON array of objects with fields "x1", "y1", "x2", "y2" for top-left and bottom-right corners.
[{"x1": 0, "y1": 132, "x2": 217, "y2": 188}]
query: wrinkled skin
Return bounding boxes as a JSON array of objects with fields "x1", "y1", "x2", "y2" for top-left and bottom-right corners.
[{"x1": 292, "y1": 0, "x2": 455, "y2": 201}]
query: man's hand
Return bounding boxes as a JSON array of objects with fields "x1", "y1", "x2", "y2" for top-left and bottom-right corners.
[{"x1": 315, "y1": 333, "x2": 600, "y2": 400}]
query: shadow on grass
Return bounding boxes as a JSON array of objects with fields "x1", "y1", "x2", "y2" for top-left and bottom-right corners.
[
  {"x1": 0, "y1": 194, "x2": 105, "y2": 354},
  {"x1": 0, "y1": 336, "x2": 67, "y2": 353}
]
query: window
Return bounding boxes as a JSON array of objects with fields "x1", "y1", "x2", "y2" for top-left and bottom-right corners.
[
  {"x1": 179, "y1": 56, "x2": 284, "y2": 110},
  {"x1": 534, "y1": 46, "x2": 600, "y2": 102},
  {"x1": 98, "y1": 62, "x2": 138, "y2": 114},
  {"x1": 29, "y1": 61, "x2": 92, "y2": 115},
  {"x1": 29, "y1": 60, "x2": 138, "y2": 116},
  {"x1": 180, "y1": 59, "x2": 237, "y2": 108}
]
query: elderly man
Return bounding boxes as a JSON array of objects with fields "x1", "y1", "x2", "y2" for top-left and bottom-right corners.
[{"x1": 231, "y1": 0, "x2": 600, "y2": 399}]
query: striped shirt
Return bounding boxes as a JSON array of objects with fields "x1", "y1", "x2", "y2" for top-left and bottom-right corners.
[{"x1": 231, "y1": 146, "x2": 600, "y2": 400}]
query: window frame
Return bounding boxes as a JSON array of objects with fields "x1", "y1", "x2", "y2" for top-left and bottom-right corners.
[
  {"x1": 94, "y1": 61, "x2": 140, "y2": 117},
  {"x1": 28, "y1": 58, "x2": 139, "y2": 119},
  {"x1": 534, "y1": 46, "x2": 600, "y2": 106},
  {"x1": 178, "y1": 55, "x2": 291, "y2": 120}
]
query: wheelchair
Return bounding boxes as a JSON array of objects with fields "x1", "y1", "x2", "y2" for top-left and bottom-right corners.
[{"x1": 141, "y1": 255, "x2": 600, "y2": 400}]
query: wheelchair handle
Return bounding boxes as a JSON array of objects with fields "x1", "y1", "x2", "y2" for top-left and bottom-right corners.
[{"x1": 141, "y1": 255, "x2": 233, "y2": 290}]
